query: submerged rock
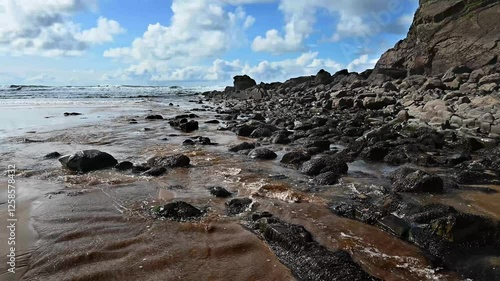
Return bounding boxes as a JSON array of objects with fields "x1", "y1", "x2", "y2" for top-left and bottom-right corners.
[
  {"x1": 226, "y1": 198, "x2": 253, "y2": 215},
  {"x1": 208, "y1": 186, "x2": 232, "y2": 198},
  {"x1": 141, "y1": 167, "x2": 167, "y2": 177},
  {"x1": 151, "y1": 201, "x2": 204, "y2": 221},
  {"x1": 251, "y1": 216, "x2": 380, "y2": 281},
  {"x1": 115, "y1": 161, "x2": 134, "y2": 171},
  {"x1": 147, "y1": 154, "x2": 190, "y2": 168},
  {"x1": 248, "y1": 148, "x2": 277, "y2": 160},
  {"x1": 44, "y1": 151, "x2": 61, "y2": 159},
  {"x1": 300, "y1": 156, "x2": 348, "y2": 176},
  {"x1": 145, "y1": 114, "x2": 163, "y2": 120},
  {"x1": 59, "y1": 150, "x2": 118, "y2": 172},
  {"x1": 389, "y1": 167, "x2": 444, "y2": 193},
  {"x1": 229, "y1": 142, "x2": 255, "y2": 152},
  {"x1": 314, "y1": 172, "x2": 340, "y2": 185},
  {"x1": 280, "y1": 151, "x2": 311, "y2": 165}
]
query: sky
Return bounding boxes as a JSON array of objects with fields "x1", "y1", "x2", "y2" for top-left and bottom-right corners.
[{"x1": 0, "y1": 0, "x2": 419, "y2": 86}]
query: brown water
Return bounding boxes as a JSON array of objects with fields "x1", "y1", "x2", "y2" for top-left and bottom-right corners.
[{"x1": 1, "y1": 102, "x2": 494, "y2": 281}]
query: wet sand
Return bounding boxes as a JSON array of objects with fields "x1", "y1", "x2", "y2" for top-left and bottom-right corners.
[{"x1": 1, "y1": 99, "x2": 495, "y2": 280}]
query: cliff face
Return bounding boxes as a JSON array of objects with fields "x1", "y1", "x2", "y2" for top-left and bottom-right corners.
[{"x1": 376, "y1": 0, "x2": 500, "y2": 76}]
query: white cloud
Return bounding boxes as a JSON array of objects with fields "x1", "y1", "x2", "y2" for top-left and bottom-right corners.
[
  {"x1": 252, "y1": 0, "x2": 411, "y2": 54},
  {"x1": 0, "y1": 0, "x2": 124, "y2": 56},
  {"x1": 104, "y1": 0, "x2": 254, "y2": 64},
  {"x1": 105, "y1": 51, "x2": 343, "y2": 84},
  {"x1": 77, "y1": 17, "x2": 125, "y2": 44},
  {"x1": 347, "y1": 54, "x2": 378, "y2": 73}
]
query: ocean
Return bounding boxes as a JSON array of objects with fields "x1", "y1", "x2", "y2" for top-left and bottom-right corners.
[{"x1": 0, "y1": 85, "x2": 222, "y2": 138}]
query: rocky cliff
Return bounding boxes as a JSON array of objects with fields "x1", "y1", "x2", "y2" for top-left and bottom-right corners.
[{"x1": 376, "y1": 0, "x2": 500, "y2": 76}]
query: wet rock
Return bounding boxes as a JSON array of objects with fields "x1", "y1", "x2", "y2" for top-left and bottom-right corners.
[
  {"x1": 208, "y1": 186, "x2": 232, "y2": 198},
  {"x1": 447, "y1": 153, "x2": 472, "y2": 166},
  {"x1": 183, "y1": 139, "x2": 196, "y2": 146},
  {"x1": 226, "y1": 198, "x2": 253, "y2": 215},
  {"x1": 131, "y1": 164, "x2": 150, "y2": 173},
  {"x1": 376, "y1": 214, "x2": 411, "y2": 238},
  {"x1": 151, "y1": 201, "x2": 204, "y2": 221},
  {"x1": 205, "y1": 120, "x2": 220, "y2": 124},
  {"x1": 197, "y1": 136, "x2": 212, "y2": 145},
  {"x1": 145, "y1": 115, "x2": 163, "y2": 120},
  {"x1": 44, "y1": 151, "x2": 61, "y2": 159},
  {"x1": 280, "y1": 151, "x2": 311, "y2": 165},
  {"x1": 59, "y1": 150, "x2": 118, "y2": 173},
  {"x1": 115, "y1": 161, "x2": 134, "y2": 171},
  {"x1": 314, "y1": 172, "x2": 340, "y2": 185},
  {"x1": 229, "y1": 142, "x2": 255, "y2": 152},
  {"x1": 180, "y1": 120, "x2": 199, "y2": 132},
  {"x1": 147, "y1": 154, "x2": 190, "y2": 168},
  {"x1": 271, "y1": 132, "x2": 291, "y2": 144},
  {"x1": 303, "y1": 140, "x2": 331, "y2": 152},
  {"x1": 248, "y1": 148, "x2": 277, "y2": 160},
  {"x1": 250, "y1": 127, "x2": 273, "y2": 138},
  {"x1": 141, "y1": 167, "x2": 167, "y2": 177},
  {"x1": 64, "y1": 112, "x2": 82, "y2": 116},
  {"x1": 300, "y1": 156, "x2": 348, "y2": 176},
  {"x1": 455, "y1": 170, "x2": 498, "y2": 184},
  {"x1": 235, "y1": 124, "x2": 257, "y2": 137},
  {"x1": 389, "y1": 167, "x2": 443, "y2": 193},
  {"x1": 251, "y1": 216, "x2": 379, "y2": 281},
  {"x1": 362, "y1": 145, "x2": 389, "y2": 162}
]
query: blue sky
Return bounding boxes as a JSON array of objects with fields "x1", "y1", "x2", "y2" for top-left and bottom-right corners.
[{"x1": 0, "y1": 0, "x2": 418, "y2": 86}]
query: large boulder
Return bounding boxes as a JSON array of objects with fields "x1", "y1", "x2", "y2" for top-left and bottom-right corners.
[
  {"x1": 233, "y1": 75, "x2": 257, "y2": 91},
  {"x1": 389, "y1": 167, "x2": 444, "y2": 193},
  {"x1": 375, "y1": 0, "x2": 500, "y2": 76},
  {"x1": 59, "y1": 150, "x2": 118, "y2": 172},
  {"x1": 314, "y1": 69, "x2": 333, "y2": 85},
  {"x1": 300, "y1": 156, "x2": 348, "y2": 176}
]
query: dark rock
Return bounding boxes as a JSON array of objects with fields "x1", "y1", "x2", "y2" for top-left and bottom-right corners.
[
  {"x1": 183, "y1": 139, "x2": 196, "y2": 146},
  {"x1": 208, "y1": 186, "x2": 232, "y2": 198},
  {"x1": 115, "y1": 161, "x2": 134, "y2": 171},
  {"x1": 314, "y1": 69, "x2": 333, "y2": 85},
  {"x1": 131, "y1": 164, "x2": 150, "y2": 173},
  {"x1": 304, "y1": 140, "x2": 331, "y2": 152},
  {"x1": 44, "y1": 151, "x2": 61, "y2": 159},
  {"x1": 145, "y1": 115, "x2": 163, "y2": 120},
  {"x1": 229, "y1": 142, "x2": 255, "y2": 152},
  {"x1": 180, "y1": 120, "x2": 199, "y2": 132},
  {"x1": 271, "y1": 132, "x2": 291, "y2": 144},
  {"x1": 151, "y1": 201, "x2": 204, "y2": 221},
  {"x1": 362, "y1": 146, "x2": 389, "y2": 162},
  {"x1": 390, "y1": 167, "x2": 443, "y2": 193},
  {"x1": 147, "y1": 154, "x2": 190, "y2": 168},
  {"x1": 300, "y1": 156, "x2": 348, "y2": 176},
  {"x1": 252, "y1": 216, "x2": 380, "y2": 281},
  {"x1": 233, "y1": 75, "x2": 257, "y2": 91},
  {"x1": 250, "y1": 127, "x2": 273, "y2": 138},
  {"x1": 64, "y1": 112, "x2": 82, "y2": 116},
  {"x1": 235, "y1": 124, "x2": 257, "y2": 137},
  {"x1": 248, "y1": 148, "x2": 277, "y2": 160},
  {"x1": 197, "y1": 137, "x2": 211, "y2": 145},
  {"x1": 314, "y1": 172, "x2": 340, "y2": 185},
  {"x1": 455, "y1": 170, "x2": 498, "y2": 184},
  {"x1": 142, "y1": 167, "x2": 167, "y2": 177},
  {"x1": 226, "y1": 198, "x2": 253, "y2": 215},
  {"x1": 376, "y1": 215, "x2": 411, "y2": 238},
  {"x1": 205, "y1": 120, "x2": 220, "y2": 124},
  {"x1": 281, "y1": 151, "x2": 311, "y2": 165},
  {"x1": 59, "y1": 150, "x2": 118, "y2": 172}
]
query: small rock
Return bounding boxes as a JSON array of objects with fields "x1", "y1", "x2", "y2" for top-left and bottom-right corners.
[
  {"x1": 226, "y1": 198, "x2": 253, "y2": 215},
  {"x1": 115, "y1": 161, "x2": 134, "y2": 171},
  {"x1": 208, "y1": 186, "x2": 232, "y2": 198},
  {"x1": 44, "y1": 151, "x2": 61, "y2": 159},
  {"x1": 248, "y1": 148, "x2": 277, "y2": 160},
  {"x1": 152, "y1": 201, "x2": 204, "y2": 221}
]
